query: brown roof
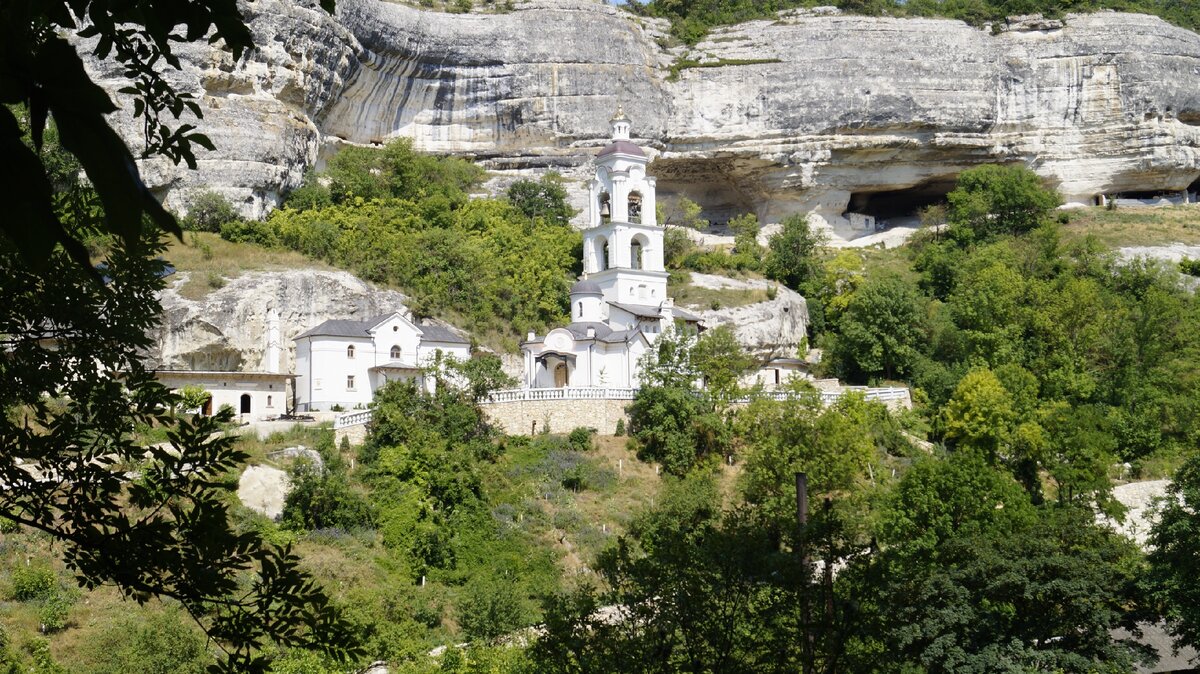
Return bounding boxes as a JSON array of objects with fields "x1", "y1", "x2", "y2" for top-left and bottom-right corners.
[{"x1": 597, "y1": 140, "x2": 646, "y2": 158}]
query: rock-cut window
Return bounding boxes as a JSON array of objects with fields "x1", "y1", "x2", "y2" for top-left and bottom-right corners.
[
  {"x1": 347, "y1": 345, "x2": 356, "y2": 359},
  {"x1": 390, "y1": 345, "x2": 402, "y2": 359}
]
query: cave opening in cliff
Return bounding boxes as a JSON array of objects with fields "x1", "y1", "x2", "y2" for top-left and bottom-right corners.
[
  {"x1": 847, "y1": 176, "x2": 959, "y2": 222},
  {"x1": 650, "y1": 157, "x2": 762, "y2": 232},
  {"x1": 1188, "y1": 175, "x2": 1200, "y2": 195}
]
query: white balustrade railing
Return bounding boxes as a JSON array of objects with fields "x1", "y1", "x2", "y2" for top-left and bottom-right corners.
[
  {"x1": 333, "y1": 410, "x2": 374, "y2": 430},
  {"x1": 488, "y1": 387, "x2": 639, "y2": 403},
  {"x1": 332, "y1": 386, "x2": 910, "y2": 430}
]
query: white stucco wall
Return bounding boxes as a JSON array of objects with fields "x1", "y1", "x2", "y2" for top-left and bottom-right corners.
[{"x1": 157, "y1": 373, "x2": 291, "y2": 420}]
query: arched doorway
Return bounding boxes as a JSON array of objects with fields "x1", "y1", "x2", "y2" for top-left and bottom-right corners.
[
  {"x1": 554, "y1": 363, "x2": 569, "y2": 388},
  {"x1": 202, "y1": 395, "x2": 213, "y2": 417},
  {"x1": 239, "y1": 394, "x2": 251, "y2": 415}
]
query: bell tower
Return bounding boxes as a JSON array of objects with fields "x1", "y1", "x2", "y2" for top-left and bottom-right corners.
[{"x1": 581, "y1": 109, "x2": 668, "y2": 307}]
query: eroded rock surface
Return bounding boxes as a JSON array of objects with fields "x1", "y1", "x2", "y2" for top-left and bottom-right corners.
[
  {"x1": 83, "y1": 2, "x2": 1200, "y2": 238},
  {"x1": 154, "y1": 269, "x2": 412, "y2": 373},
  {"x1": 684, "y1": 273, "x2": 809, "y2": 357}
]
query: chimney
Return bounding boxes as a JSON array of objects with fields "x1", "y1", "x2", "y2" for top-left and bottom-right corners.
[
  {"x1": 527, "y1": 331, "x2": 536, "y2": 342},
  {"x1": 586, "y1": 327, "x2": 596, "y2": 339}
]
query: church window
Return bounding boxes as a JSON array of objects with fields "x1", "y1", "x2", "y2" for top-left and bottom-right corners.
[
  {"x1": 577, "y1": 301, "x2": 583, "y2": 318},
  {"x1": 267, "y1": 395, "x2": 274, "y2": 407},
  {"x1": 346, "y1": 345, "x2": 356, "y2": 359},
  {"x1": 628, "y1": 191, "x2": 643, "y2": 223},
  {"x1": 390, "y1": 345, "x2": 402, "y2": 359},
  {"x1": 601, "y1": 240, "x2": 610, "y2": 271},
  {"x1": 347, "y1": 375, "x2": 356, "y2": 390},
  {"x1": 599, "y1": 192, "x2": 611, "y2": 223},
  {"x1": 631, "y1": 240, "x2": 644, "y2": 270}
]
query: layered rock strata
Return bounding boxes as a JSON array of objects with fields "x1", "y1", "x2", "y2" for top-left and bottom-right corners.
[{"x1": 87, "y1": 1, "x2": 1200, "y2": 235}]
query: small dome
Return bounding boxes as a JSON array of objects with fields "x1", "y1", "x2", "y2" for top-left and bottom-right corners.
[{"x1": 570, "y1": 279, "x2": 603, "y2": 296}]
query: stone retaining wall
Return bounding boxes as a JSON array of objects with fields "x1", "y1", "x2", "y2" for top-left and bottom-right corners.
[{"x1": 479, "y1": 398, "x2": 632, "y2": 436}]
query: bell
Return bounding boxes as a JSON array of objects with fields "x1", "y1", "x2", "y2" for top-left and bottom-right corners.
[{"x1": 600, "y1": 200, "x2": 611, "y2": 218}]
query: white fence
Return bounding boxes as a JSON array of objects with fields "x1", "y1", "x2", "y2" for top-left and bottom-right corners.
[
  {"x1": 488, "y1": 387, "x2": 639, "y2": 403},
  {"x1": 332, "y1": 409, "x2": 373, "y2": 430},
  {"x1": 332, "y1": 385, "x2": 910, "y2": 430}
]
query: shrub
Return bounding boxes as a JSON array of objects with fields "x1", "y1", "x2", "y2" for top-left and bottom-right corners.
[
  {"x1": 10, "y1": 565, "x2": 56, "y2": 601},
  {"x1": 458, "y1": 576, "x2": 527, "y2": 642},
  {"x1": 38, "y1": 593, "x2": 73, "y2": 633},
  {"x1": 182, "y1": 190, "x2": 239, "y2": 232},
  {"x1": 614, "y1": 418, "x2": 626, "y2": 437},
  {"x1": 566, "y1": 427, "x2": 595, "y2": 452},
  {"x1": 1180, "y1": 257, "x2": 1200, "y2": 277},
  {"x1": 219, "y1": 219, "x2": 278, "y2": 247}
]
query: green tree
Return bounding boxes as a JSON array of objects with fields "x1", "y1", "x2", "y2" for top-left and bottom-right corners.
[
  {"x1": 182, "y1": 190, "x2": 239, "y2": 232},
  {"x1": 728, "y1": 212, "x2": 762, "y2": 260},
  {"x1": 765, "y1": 213, "x2": 827, "y2": 293},
  {"x1": 0, "y1": 4, "x2": 359, "y2": 671},
  {"x1": 946, "y1": 165, "x2": 1061, "y2": 243},
  {"x1": 1144, "y1": 454, "x2": 1200, "y2": 657},
  {"x1": 506, "y1": 172, "x2": 576, "y2": 225},
  {"x1": 940, "y1": 368, "x2": 1016, "y2": 458},
  {"x1": 863, "y1": 507, "x2": 1151, "y2": 673},
  {"x1": 690, "y1": 324, "x2": 753, "y2": 402},
  {"x1": 832, "y1": 274, "x2": 926, "y2": 381}
]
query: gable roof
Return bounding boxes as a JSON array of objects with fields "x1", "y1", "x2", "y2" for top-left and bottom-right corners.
[
  {"x1": 608, "y1": 302, "x2": 665, "y2": 320},
  {"x1": 294, "y1": 315, "x2": 468, "y2": 344},
  {"x1": 419, "y1": 324, "x2": 470, "y2": 344}
]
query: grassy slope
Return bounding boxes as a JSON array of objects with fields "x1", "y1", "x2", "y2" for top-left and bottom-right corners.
[{"x1": 1062, "y1": 205, "x2": 1200, "y2": 247}]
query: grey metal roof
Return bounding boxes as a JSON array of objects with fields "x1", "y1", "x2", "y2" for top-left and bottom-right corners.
[
  {"x1": 609, "y1": 302, "x2": 664, "y2": 319},
  {"x1": 570, "y1": 279, "x2": 604, "y2": 296},
  {"x1": 419, "y1": 324, "x2": 470, "y2": 344},
  {"x1": 599, "y1": 328, "x2": 644, "y2": 344},
  {"x1": 565, "y1": 322, "x2": 613, "y2": 340},
  {"x1": 672, "y1": 306, "x2": 703, "y2": 322},
  {"x1": 294, "y1": 315, "x2": 468, "y2": 344},
  {"x1": 294, "y1": 319, "x2": 374, "y2": 340},
  {"x1": 597, "y1": 140, "x2": 646, "y2": 158}
]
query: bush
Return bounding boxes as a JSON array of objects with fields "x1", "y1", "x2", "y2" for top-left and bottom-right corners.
[
  {"x1": 566, "y1": 427, "x2": 595, "y2": 452},
  {"x1": 219, "y1": 219, "x2": 278, "y2": 247},
  {"x1": 614, "y1": 418, "x2": 626, "y2": 437},
  {"x1": 182, "y1": 190, "x2": 239, "y2": 232},
  {"x1": 1180, "y1": 257, "x2": 1200, "y2": 277},
  {"x1": 38, "y1": 593, "x2": 73, "y2": 633},
  {"x1": 10, "y1": 566, "x2": 56, "y2": 601},
  {"x1": 458, "y1": 576, "x2": 527, "y2": 643}
]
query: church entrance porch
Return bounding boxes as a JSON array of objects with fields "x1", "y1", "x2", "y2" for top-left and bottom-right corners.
[{"x1": 534, "y1": 352, "x2": 576, "y2": 389}]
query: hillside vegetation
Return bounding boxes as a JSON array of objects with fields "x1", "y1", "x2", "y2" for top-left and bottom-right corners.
[
  {"x1": 210, "y1": 139, "x2": 581, "y2": 343},
  {"x1": 629, "y1": 0, "x2": 1200, "y2": 44}
]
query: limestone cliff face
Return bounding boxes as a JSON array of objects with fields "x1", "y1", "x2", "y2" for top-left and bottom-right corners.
[
  {"x1": 153, "y1": 269, "x2": 412, "y2": 373},
  {"x1": 89, "y1": 1, "x2": 1200, "y2": 233}
]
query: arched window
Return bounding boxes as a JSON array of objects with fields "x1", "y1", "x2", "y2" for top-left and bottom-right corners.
[
  {"x1": 267, "y1": 395, "x2": 273, "y2": 407},
  {"x1": 390, "y1": 345, "x2": 402, "y2": 359},
  {"x1": 628, "y1": 191, "x2": 643, "y2": 223},
  {"x1": 601, "y1": 240, "x2": 610, "y2": 271},
  {"x1": 346, "y1": 345, "x2": 356, "y2": 359},
  {"x1": 630, "y1": 240, "x2": 644, "y2": 270},
  {"x1": 577, "y1": 301, "x2": 583, "y2": 318},
  {"x1": 599, "y1": 192, "x2": 611, "y2": 223}
]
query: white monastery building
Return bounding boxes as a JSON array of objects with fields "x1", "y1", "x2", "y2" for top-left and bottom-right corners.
[
  {"x1": 295, "y1": 312, "x2": 470, "y2": 411},
  {"x1": 521, "y1": 111, "x2": 701, "y2": 389}
]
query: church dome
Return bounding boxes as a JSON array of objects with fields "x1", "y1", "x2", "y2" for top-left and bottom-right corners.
[{"x1": 570, "y1": 279, "x2": 603, "y2": 296}]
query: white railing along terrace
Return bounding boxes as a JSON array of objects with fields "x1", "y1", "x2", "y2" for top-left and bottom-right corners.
[
  {"x1": 332, "y1": 386, "x2": 910, "y2": 429},
  {"x1": 333, "y1": 409, "x2": 374, "y2": 430},
  {"x1": 488, "y1": 387, "x2": 639, "y2": 403}
]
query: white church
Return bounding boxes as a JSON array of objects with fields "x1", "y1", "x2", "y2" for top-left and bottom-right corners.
[{"x1": 520, "y1": 110, "x2": 702, "y2": 389}]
